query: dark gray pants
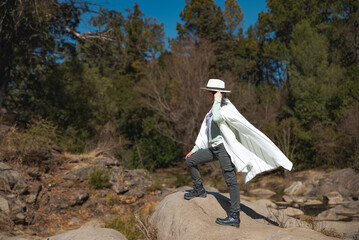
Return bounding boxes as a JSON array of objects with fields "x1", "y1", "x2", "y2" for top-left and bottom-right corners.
[{"x1": 186, "y1": 143, "x2": 240, "y2": 213}]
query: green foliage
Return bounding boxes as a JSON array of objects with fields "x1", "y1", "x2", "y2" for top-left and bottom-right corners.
[
  {"x1": 0, "y1": 0, "x2": 88, "y2": 107},
  {"x1": 288, "y1": 20, "x2": 342, "y2": 125},
  {"x1": 177, "y1": 0, "x2": 225, "y2": 42},
  {"x1": 147, "y1": 183, "x2": 163, "y2": 192},
  {"x1": 130, "y1": 128, "x2": 182, "y2": 171},
  {"x1": 223, "y1": 0, "x2": 244, "y2": 37},
  {"x1": 88, "y1": 167, "x2": 111, "y2": 189},
  {"x1": 2, "y1": 0, "x2": 359, "y2": 173}
]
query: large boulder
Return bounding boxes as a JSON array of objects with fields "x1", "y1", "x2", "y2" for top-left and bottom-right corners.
[
  {"x1": 306, "y1": 168, "x2": 359, "y2": 198},
  {"x1": 46, "y1": 227, "x2": 127, "y2": 240},
  {"x1": 150, "y1": 190, "x2": 337, "y2": 240}
]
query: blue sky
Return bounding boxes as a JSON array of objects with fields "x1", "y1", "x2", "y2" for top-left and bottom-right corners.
[{"x1": 79, "y1": 0, "x2": 267, "y2": 39}]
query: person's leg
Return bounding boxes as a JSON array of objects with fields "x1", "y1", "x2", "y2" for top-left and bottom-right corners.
[
  {"x1": 213, "y1": 143, "x2": 241, "y2": 227},
  {"x1": 186, "y1": 148, "x2": 214, "y2": 187},
  {"x1": 185, "y1": 148, "x2": 214, "y2": 200}
]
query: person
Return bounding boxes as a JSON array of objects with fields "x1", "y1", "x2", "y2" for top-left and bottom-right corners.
[{"x1": 184, "y1": 79, "x2": 293, "y2": 228}]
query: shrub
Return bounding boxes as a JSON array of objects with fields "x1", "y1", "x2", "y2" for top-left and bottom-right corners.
[
  {"x1": 105, "y1": 215, "x2": 143, "y2": 240},
  {"x1": 88, "y1": 167, "x2": 110, "y2": 189},
  {"x1": 0, "y1": 119, "x2": 58, "y2": 164},
  {"x1": 105, "y1": 214, "x2": 157, "y2": 240}
]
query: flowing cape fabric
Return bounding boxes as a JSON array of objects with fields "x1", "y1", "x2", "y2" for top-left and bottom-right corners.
[{"x1": 194, "y1": 99, "x2": 293, "y2": 183}]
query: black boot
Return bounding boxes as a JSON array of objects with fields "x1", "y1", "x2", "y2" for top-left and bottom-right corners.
[
  {"x1": 216, "y1": 211, "x2": 240, "y2": 228},
  {"x1": 184, "y1": 184, "x2": 207, "y2": 200}
]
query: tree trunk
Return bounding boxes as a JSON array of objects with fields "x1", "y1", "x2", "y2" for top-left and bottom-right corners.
[
  {"x1": 355, "y1": 21, "x2": 359, "y2": 67},
  {"x1": 0, "y1": 55, "x2": 10, "y2": 108},
  {"x1": 0, "y1": 65, "x2": 8, "y2": 108},
  {"x1": 0, "y1": 82, "x2": 5, "y2": 108}
]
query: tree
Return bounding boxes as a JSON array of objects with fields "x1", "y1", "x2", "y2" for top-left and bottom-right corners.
[
  {"x1": 177, "y1": 0, "x2": 225, "y2": 42},
  {"x1": 288, "y1": 20, "x2": 342, "y2": 124},
  {"x1": 223, "y1": 0, "x2": 244, "y2": 38},
  {"x1": 0, "y1": 0, "x2": 88, "y2": 108},
  {"x1": 329, "y1": 0, "x2": 359, "y2": 67},
  {"x1": 138, "y1": 38, "x2": 216, "y2": 149}
]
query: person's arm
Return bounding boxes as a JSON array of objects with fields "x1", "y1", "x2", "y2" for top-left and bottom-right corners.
[{"x1": 212, "y1": 92, "x2": 224, "y2": 123}]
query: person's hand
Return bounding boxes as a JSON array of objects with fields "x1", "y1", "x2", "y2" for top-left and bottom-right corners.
[
  {"x1": 185, "y1": 151, "x2": 194, "y2": 159},
  {"x1": 214, "y1": 91, "x2": 222, "y2": 99}
]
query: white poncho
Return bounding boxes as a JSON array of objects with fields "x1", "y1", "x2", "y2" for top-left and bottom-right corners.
[{"x1": 194, "y1": 99, "x2": 293, "y2": 183}]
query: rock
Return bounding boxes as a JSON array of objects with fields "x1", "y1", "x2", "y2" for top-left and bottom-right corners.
[
  {"x1": 26, "y1": 167, "x2": 41, "y2": 179},
  {"x1": 284, "y1": 181, "x2": 308, "y2": 196},
  {"x1": 281, "y1": 207, "x2": 304, "y2": 217},
  {"x1": 0, "y1": 210, "x2": 14, "y2": 232},
  {"x1": 316, "y1": 201, "x2": 359, "y2": 221},
  {"x1": 0, "y1": 162, "x2": 12, "y2": 171},
  {"x1": 80, "y1": 219, "x2": 104, "y2": 228},
  {"x1": 352, "y1": 191, "x2": 359, "y2": 201},
  {"x1": 249, "y1": 188, "x2": 276, "y2": 198},
  {"x1": 275, "y1": 201, "x2": 293, "y2": 207},
  {"x1": 52, "y1": 145, "x2": 63, "y2": 153},
  {"x1": 0, "y1": 231, "x2": 42, "y2": 240},
  {"x1": 254, "y1": 199, "x2": 277, "y2": 209},
  {"x1": 71, "y1": 165, "x2": 94, "y2": 182},
  {"x1": 25, "y1": 209, "x2": 45, "y2": 227},
  {"x1": 283, "y1": 195, "x2": 293, "y2": 203},
  {"x1": 25, "y1": 183, "x2": 42, "y2": 204},
  {"x1": 151, "y1": 191, "x2": 336, "y2": 240},
  {"x1": 316, "y1": 208, "x2": 347, "y2": 221},
  {"x1": 323, "y1": 191, "x2": 343, "y2": 205},
  {"x1": 293, "y1": 198, "x2": 305, "y2": 204},
  {"x1": 322, "y1": 221, "x2": 359, "y2": 240},
  {"x1": 47, "y1": 227, "x2": 127, "y2": 240},
  {"x1": 70, "y1": 191, "x2": 89, "y2": 206},
  {"x1": 0, "y1": 196, "x2": 10, "y2": 214},
  {"x1": 306, "y1": 168, "x2": 359, "y2": 198},
  {"x1": 0, "y1": 163, "x2": 28, "y2": 194},
  {"x1": 304, "y1": 199, "x2": 322, "y2": 206},
  {"x1": 93, "y1": 157, "x2": 119, "y2": 167},
  {"x1": 46, "y1": 193, "x2": 70, "y2": 211},
  {"x1": 109, "y1": 167, "x2": 151, "y2": 198},
  {"x1": 265, "y1": 227, "x2": 339, "y2": 240}
]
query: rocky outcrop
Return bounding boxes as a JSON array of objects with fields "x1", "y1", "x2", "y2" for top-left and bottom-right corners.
[
  {"x1": 0, "y1": 150, "x2": 153, "y2": 238},
  {"x1": 150, "y1": 190, "x2": 338, "y2": 240},
  {"x1": 0, "y1": 162, "x2": 28, "y2": 194},
  {"x1": 306, "y1": 168, "x2": 359, "y2": 198}
]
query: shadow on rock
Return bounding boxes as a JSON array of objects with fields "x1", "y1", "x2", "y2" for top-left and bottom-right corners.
[{"x1": 207, "y1": 191, "x2": 279, "y2": 226}]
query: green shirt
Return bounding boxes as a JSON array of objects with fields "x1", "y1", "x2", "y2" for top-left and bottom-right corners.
[{"x1": 192, "y1": 97, "x2": 224, "y2": 152}]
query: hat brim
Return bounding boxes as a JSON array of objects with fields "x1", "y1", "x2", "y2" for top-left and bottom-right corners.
[{"x1": 200, "y1": 87, "x2": 231, "y2": 93}]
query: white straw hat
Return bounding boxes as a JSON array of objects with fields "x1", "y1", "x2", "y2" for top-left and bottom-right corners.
[{"x1": 200, "y1": 79, "x2": 231, "y2": 93}]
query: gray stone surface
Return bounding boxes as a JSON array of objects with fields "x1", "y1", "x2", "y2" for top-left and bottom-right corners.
[
  {"x1": 0, "y1": 163, "x2": 28, "y2": 194},
  {"x1": 151, "y1": 191, "x2": 337, "y2": 240},
  {"x1": 306, "y1": 168, "x2": 359, "y2": 198},
  {"x1": 284, "y1": 181, "x2": 308, "y2": 196},
  {"x1": 323, "y1": 191, "x2": 343, "y2": 205},
  {"x1": 316, "y1": 201, "x2": 359, "y2": 221},
  {"x1": 249, "y1": 188, "x2": 276, "y2": 198},
  {"x1": 47, "y1": 227, "x2": 127, "y2": 240}
]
